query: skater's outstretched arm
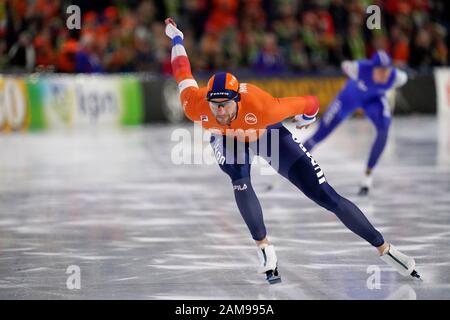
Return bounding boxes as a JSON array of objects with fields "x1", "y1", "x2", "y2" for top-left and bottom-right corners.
[
  {"x1": 265, "y1": 94, "x2": 320, "y2": 129},
  {"x1": 341, "y1": 60, "x2": 359, "y2": 80},
  {"x1": 392, "y1": 68, "x2": 408, "y2": 88},
  {"x1": 341, "y1": 58, "x2": 408, "y2": 88},
  {"x1": 165, "y1": 18, "x2": 201, "y2": 119},
  {"x1": 165, "y1": 18, "x2": 197, "y2": 89}
]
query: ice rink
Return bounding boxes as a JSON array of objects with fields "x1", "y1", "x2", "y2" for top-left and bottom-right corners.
[{"x1": 0, "y1": 116, "x2": 449, "y2": 299}]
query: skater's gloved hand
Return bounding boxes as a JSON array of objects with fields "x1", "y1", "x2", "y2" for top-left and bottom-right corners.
[
  {"x1": 165, "y1": 17, "x2": 184, "y2": 40},
  {"x1": 293, "y1": 95, "x2": 319, "y2": 129},
  {"x1": 293, "y1": 113, "x2": 316, "y2": 130}
]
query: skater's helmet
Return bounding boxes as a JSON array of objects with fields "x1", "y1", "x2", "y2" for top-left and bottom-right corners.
[
  {"x1": 206, "y1": 72, "x2": 241, "y2": 102},
  {"x1": 371, "y1": 50, "x2": 392, "y2": 67}
]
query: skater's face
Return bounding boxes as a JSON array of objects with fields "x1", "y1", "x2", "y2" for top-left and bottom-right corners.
[
  {"x1": 373, "y1": 67, "x2": 392, "y2": 84},
  {"x1": 208, "y1": 98, "x2": 238, "y2": 125}
]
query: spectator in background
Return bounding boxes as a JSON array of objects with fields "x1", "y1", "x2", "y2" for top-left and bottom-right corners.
[
  {"x1": 56, "y1": 37, "x2": 78, "y2": 73},
  {"x1": 200, "y1": 29, "x2": 223, "y2": 70},
  {"x1": 220, "y1": 25, "x2": 241, "y2": 70},
  {"x1": 33, "y1": 0, "x2": 60, "y2": 24},
  {"x1": 1, "y1": 0, "x2": 448, "y2": 74},
  {"x1": 316, "y1": 5, "x2": 336, "y2": 69},
  {"x1": 368, "y1": 32, "x2": 391, "y2": 57},
  {"x1": 410, "y1": 28, "x2": 433, "y2": 70},
  {"x1": 7, "y1": 31, "x2": 35, "y2": 72},
  {"x1": 238, "y1": 20, "x2": 260, "y2": 68},
  {"x1": 344, "y1": 23, "x2": 366, "y2": 60},
  {"x1": 80, "y1": 11, "x2": 99, "y2": 38},
  {"x1": 432, "y1": 36, "x2": 448, "y2": 66},
  {"x1": 134, "y1": 26, "x2": 156, "y2": 72},
  {"x1": 390, "y1": 25, "x2": 409, "y2": 67},
  {"x1": 205, "y1": 0, "x2": 238, "y2": 33},
  {"x1": 136, "y1": 0, "x2": 157, "y2": 28},
  {"x1": 149, "y1": 20, "x2": 170, "y2": 71},
  {"x1": 288, "y1": 38, "x2": 310, "y2": 71},
  {"x1": 300, "y1": 11, "x2": 328, "y2": 70},
  {"x1": 0, "y1": 40, "x2": 8, "y2": 70},
  {"x1": 182, "y1": 0, "x2": 209, "y2": 41},
  {"x1": 103, "y1": 8, "x2": 136, "y2": 72},
  {"x1": 75, "y1": 34, "x2": 103, "y2": 73},
  {"x1": 431, "y1": 24, "x2": 448, "y2": 66},
  {"x1": 33, "y1": 26, "x2": 56, "y2": 70},
  {"x1": 272, "y1": 1, "x2": 299, "y2": 50},
  {"x1": 0, "y1": 1, "x2": 6, "y2": 39},
  {"x1": 252, "y1": 32, "x2": 284, "y2": 74},
  {"x1": 329, "y1": 0, "x2": 348, "y2": 35}
]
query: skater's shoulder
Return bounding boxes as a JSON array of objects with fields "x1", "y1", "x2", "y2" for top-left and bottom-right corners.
[
  {"x1": 357, "y1": 59, "x2": 372, "y2": 67},
  {"x1": 242, "y1": 83, "x2": 274, "y2": 101},
  {"x1": 242, "y1": 82, "x2": 262, "y2": 94},
  {"x1": 357, "y1": 60, "x2": 374, "y2": 73},
  {"x1": 179, "y1": 86, "x2": 209, "y2": 120}
]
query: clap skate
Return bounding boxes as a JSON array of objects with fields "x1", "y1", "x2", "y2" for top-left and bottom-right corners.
[
  {"x1": 380, "y1": 244, "x2": 422, "y2": 280},
  {"x1": 358, "y1": 175, "x2": 373, "y2": 196},
  {"x1": 257, "y1": 244, "x2": 281, "y2": 284}
]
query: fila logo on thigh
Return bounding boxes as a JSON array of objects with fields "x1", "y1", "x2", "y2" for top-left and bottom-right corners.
[
  {"x1": 293, "y1": 136, "x2": 327, "y2": 185},
  {"x1": 233, "y1": 184, "x2": 247, "y2": 191}
]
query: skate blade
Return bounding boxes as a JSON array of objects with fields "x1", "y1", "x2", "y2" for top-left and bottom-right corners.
[
  {"x1": 358, "y1": 187, "x2": 369, "y2": 196},
  {"x1": 267, "y1": 275, "x2": 282, "y2": 284},
  {"x1": 410, "y1": 270, "x2": 423, "y2": 281},
  {"x1": 266, "y1": 270, "x2": 282, "y2": 284}
]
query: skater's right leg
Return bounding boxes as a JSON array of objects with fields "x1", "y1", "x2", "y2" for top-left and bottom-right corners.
[
  {"x1": 211, "y1": 134, "x2": 280, "y2": 283},
  {"x1": 358, "y1": 97, "x2": 392, "y2": 195},
  {"x1": 210, "y1": 135, "x2": 267, "y2": 242}
]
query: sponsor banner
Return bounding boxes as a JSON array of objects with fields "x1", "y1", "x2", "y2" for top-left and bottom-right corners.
[
  {"x1": 72, "y1": 75, "x2": 123, "y2": 127},
  {"x1": 162, "y1": 78, "x2": 185, "y2": 123},
  {"x1": 246, "y1": 77, "x2": 347, "y2": 114},
  {"x1": 142, "y1": 77, "x2": 185, "y2": 123},
  {"x1": 434, "y1": 68, "x2": 450, "y2": 164},
  {"x1": 40, "y1": 75, "x2": 76, "y2": 129},
  {"x1": 119, "y1": 75, "x2": 144, "y2": 126},
  {"x1": 393, "y1": 74, "x2": 436, "y2": 114},
  {"x1": 26, "y1": 76, "x2": 47, "y2": 130},
  {"x1": 435, "y1": 68, "x2": 450, "y2": 115},
  {"x1": 0, "y1": 74, "x2": 144, "y2": 132},
  {"x1": 0, "y1": 76, "x2": 31, "y2": 131}
]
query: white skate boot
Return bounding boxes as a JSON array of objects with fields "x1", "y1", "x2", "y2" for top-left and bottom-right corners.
[
  {"x1": 257, "y1": 244, "x2": 281, "y2": 284},
  {"x1": 380, "y1": 244, "x2": 421, "y2": 279},
  {"x1": 358, "y1": 174, "x2": 373, "y2": 196}
]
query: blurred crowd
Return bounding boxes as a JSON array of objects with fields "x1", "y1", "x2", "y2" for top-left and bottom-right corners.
[{"x1": 0, "y1": 0, "x2": 449, "y2": 75}]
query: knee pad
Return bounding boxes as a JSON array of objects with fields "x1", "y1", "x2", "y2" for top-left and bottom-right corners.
[
  {"x1": 309, "y1": 183, "x2": 341, "y2": 211},
  {"x1": 287, "y1": 157, "x2": 340, "y2": 210},
  {"x1": 220, "y1": 163, "x2": 251, "y2": 182},
  {"x1": 376, "y1": 126, "x2": 389, "y2": 139}
]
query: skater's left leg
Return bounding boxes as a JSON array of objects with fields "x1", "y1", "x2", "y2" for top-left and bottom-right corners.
[
  {"x1": 359, "y1": 97, "x2": 392, "y2": 194},
  {"x1": 287, "y1": 156, "x2": 386, "y2": 249},
  {"x1": 267, "y1": 126, "x2": 420, "y2": 278},
  {"x1": 265, "y1": 126, "x2": 386, "y2": 249}
]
